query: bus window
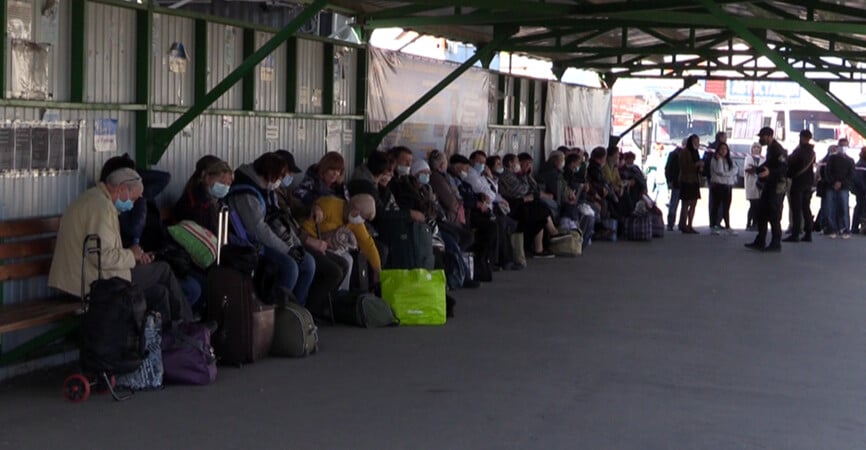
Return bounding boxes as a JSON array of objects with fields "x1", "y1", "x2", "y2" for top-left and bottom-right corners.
[
  {"x1": 790, "y1": 110, "x2": 838, "y2": 142},
  {"x1": 775, "y1": 111, "x2": 785, "y2": 141}
]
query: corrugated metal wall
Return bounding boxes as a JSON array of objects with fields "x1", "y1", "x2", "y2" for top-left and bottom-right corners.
[
  {"x1": 207, "y1": 23, "x2": 242, "y2": 110},
  {"x1": 152, "y1": 14, "x2": 195, "y2": 107},
  {"x1": 296, "y1": 38, "x2": 323, "y2": 114},
  {"x1": 254, "y1": 31, "x2": 285, "y2": 112},
  {"x1": 333, "y1": 46, "x2": 356, "y2": 115},
  {"x1": 84, "y1": 3, "x2": 135, "y2": 103},
  {"x1": 489, "y1": 127, "x2": 543, "y2": 159}
]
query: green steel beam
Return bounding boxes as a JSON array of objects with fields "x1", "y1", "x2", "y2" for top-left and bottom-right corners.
[
  {"x1": 359, "y1": 4, "x2": 448, "y2": 21},
  {"x1": 512, "y1": 77, "x2": 522, "y2": 126},
  {"x1": 322, "y1": 43, "x2": 335, "y2": 115},
  {"x1": 697, "y1": 0, "x2": 866, "y2": 140},
  {"x1": 70, "y1": 0, "x2": 86, "y2": 103},
  {"x1": 527, "y1": 80, "x2": 535, "y2": 127},
  {"x1": 368, "y1": 29, "x2": 514, "y2": 151},
  {"x1": 242, "y1": 29, "x2": 256, "y2": 111},
  {"x1": 194, "y1": 19, "x2": 208, "y2": 104},
  {"x1": 615, "y1": 78, "x2": 698, "y2": 146},
  {"x1": 286, "y1": 37, "x2": 298, "y2": 113},
  {"x1": 354, "y1": 47, "x2": 368, "y2": 163},
  {"x1": 134, "y1": 7, "x2": 153, "y2": 168},
  {"x1": 150, "y1": 0, "x2": 328, "y2": 164}
]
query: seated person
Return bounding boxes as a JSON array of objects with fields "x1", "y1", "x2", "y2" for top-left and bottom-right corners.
[
  {"x1": 498, "y1": 153, "x2": 563, "y2": 258},
  {"x1": 49, "y1": 168, "x2": 192, "y2": 324},
  {"x1": 619, "y1": 151, "x2": 647, "y2": 202},
  {"x1": 485, "y1": 155, "x2": 521, "y2": 270},
  {"x1": 99, "y1": 154, "x2": 201, "y2": 309},
  {"x1": 449, "y1": 154, "x2": 499, "y2": 281},
  {"x1": 295, "y1": 151, "x2": 350, "y2": 207},
  {"x1": 174, "y1": 158, "x2": 233, "y2": 234},
  {"x1": 301, "y1": 194, "x2": 381, "y2": 287},
  {"x1": 227, "y1": 153, "x2": 317, "y2": 306}
]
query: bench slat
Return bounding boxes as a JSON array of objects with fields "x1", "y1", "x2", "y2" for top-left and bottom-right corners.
[
  {"x1": 0, "y1": 259, "x2": 53, "y2": 282},
  {"x1": 0, "y1": 238, "x2": 55, "y2": 260},
  {"x1": 0, "y1": 217, "x2": 60, "y2": 239},
  {"x1": 0, "y1": 299, "x2": 82, "y2": 334}
]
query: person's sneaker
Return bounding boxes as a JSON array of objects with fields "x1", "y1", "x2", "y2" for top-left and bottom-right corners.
[
  {"x1": 711, "y1": 227, "x2": 721, "y2": 235},
  {"x1": 842, "y1": 233, "x2": 852, "y2": 239},
  {"x1": 802, "y1": 234, "x2": 812, "y2": 242},
  {"x1": 726, "y1": 228, "x2": 739, "y2": 236},
  {"x1": 532, "y1": 250, "x2": 556, "y2": 259},
  {"x1": 828, "y1": 233, "x2": 839, "y2": 239},
  {"x1": 782, "y1": 235, "x2": 799, "y2": 243}
]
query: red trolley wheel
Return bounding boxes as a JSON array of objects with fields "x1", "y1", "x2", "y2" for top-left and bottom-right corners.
[{"x1": 63, "y1": 374, "x2": 91, "y2": 403}]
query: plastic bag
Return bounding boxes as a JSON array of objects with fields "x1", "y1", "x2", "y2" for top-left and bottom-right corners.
[{"x1": 380, "y1": 269, "x2": 447, "y2": 326}]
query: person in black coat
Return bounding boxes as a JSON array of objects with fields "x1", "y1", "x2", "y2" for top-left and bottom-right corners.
[
  {"x1": 746, "y1": 128, "x2": 788, "y2": 252},
  {"x1": 784, "y1": 130, "x2": 816, "y2": 242}
]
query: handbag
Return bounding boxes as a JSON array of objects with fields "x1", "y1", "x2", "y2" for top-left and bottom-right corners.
[
  {"x1": 161, "y1": 321, "x2": 217, "y2": 385},
  {"x1": 320, "y1": 226, "x2": 358, "y2": 253},
  {"x1": 380, "y1": 269, "x2": 447, "y2": 326}
]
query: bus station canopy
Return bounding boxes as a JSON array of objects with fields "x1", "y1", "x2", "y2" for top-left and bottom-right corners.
[{"x1": 328, "y1": 0, "x2": 866, "y2": 83}]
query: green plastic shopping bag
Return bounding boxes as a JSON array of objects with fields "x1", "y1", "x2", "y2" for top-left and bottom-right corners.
[{"x1": 380, "y1": 269, "x2": 447, "y2": 326}]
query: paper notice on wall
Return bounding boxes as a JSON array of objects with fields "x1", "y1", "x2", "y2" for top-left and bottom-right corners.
[
  {"x1": 261, "y1": 55, "x2": 275, "y2": 82},
  {"x1": 8, "y1": 1, "x2": 32, "y2": 40},
  {"x1": 40, "y1": 0, "x2": 59, "y2": 44},
  {"x1": 168, "y1": 42, "x2": 188, "y2": 74},
  {"x1": 326, "y1": 121, "x2": 342, "y2": 151},
  {"x1": 299, "y1": 86, "x2": 310, "y2": 108},
  {"x1": 266, "y1": 124, "x2": 279, "y2": 142},
  {"x1": 222, "y1": 116, "x2": 233, "y2": 129},
  {"x1": 312, "y1": 88, "x2": 322, "y2": 108},
  {"x1": 94, "y1": 118, "x2": 118, "y2": 152}
]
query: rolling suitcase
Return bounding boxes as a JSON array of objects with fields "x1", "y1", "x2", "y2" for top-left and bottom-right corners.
[{"x1": 207, "y1": 208, "x2": 275, "y2": 366}]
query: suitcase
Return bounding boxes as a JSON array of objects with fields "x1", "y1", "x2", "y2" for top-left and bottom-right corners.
[
  {"x1": 271, "y1": 300, "x2": 318, "y2": 357},
  {"x1": 624, "y1": 215, "x2": 653, "y2": 241},
  {"x1": 207, "y1": 208, "x2": 275, "y2": 366}
]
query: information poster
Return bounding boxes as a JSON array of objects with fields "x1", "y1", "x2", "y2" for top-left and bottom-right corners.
[
  {"x1": 14, "y1": 126, "x2": 32, "y2": 170},
  {"x1": 30, "y1": 127, "x2": 49, "y2": 170}
]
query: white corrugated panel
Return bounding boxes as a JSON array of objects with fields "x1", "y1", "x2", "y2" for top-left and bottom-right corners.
[
  {"x1": 333, "y1": 46, "x2": 356, "y2": 115},
  {"x1": 254, "y1": 31, "x2": 285, "y2": 112},
  {"x1": 85, "y1": 3, "x2": 135, "y2": 103},
  {"x1": 207, "y1": 23, "x2": 242, "y2": 110},
  {"x1": 296, "y1": 39, "x2": 323, "y2": 114},
  {"x1": 152, "y1": 14, "x2": 195, "y2": 107}
]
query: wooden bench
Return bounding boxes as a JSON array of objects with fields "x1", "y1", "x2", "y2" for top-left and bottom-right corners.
[{"x1": 0, "y1": 216, "x2": 83, "y2": 366}]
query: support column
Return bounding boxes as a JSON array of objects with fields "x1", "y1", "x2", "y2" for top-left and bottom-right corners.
[
  {"x1": 699, "y1": 0, "x2": 866, "y2": 139},
  {"x1": 134, "y1": 7, "x2": 153, "y2": 168},
  {"x1": 70, "y1": 0, "x2": 86, "y2": 103},
  {"x1": 194, "y1": 19, "x2": 208, "y2": 104},
  {"x1": 354, "y1": 47, "x2": 368, "y2": 163},
  {"x1": 286, "y1": 37, "x2": 298, "y2": 113},
  {"x1": 322, "y1": 42, "x2": 334, "y2": 115},
  {"x1": 150, "y1": 0, "x2": 328, "y2": 164},
  {"x1": 242, "y1": 29, "x2": 256, "y2": 111}
]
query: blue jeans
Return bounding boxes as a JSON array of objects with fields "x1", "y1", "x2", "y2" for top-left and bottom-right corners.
[
  {"x1": 667, "y1": 188, "x2": 681, "y2": 228},
  {"x1": 178, "y1": 271, "x2": 205, "y2": 307},
  {"x1": 825, "y1": 189, "x2": 850, "y2": 234},
  {"x1": 262, "y1": 246, "x2": 316, "y2": 305}
]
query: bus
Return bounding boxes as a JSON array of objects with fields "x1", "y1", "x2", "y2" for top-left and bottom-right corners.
[
  {"x1": 726, "y1": 103, "x2": 843, "y2": 161},
  {"x1": 613, "y1": 89, "x2": 724, "y2": 162}
]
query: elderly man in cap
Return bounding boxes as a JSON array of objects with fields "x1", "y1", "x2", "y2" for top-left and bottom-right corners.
[
  {"x1": 49, "y1": 168, "x2": 192, "y2": 323},
  {"x1": 784, "y1": 129, "x2": 817, "y2": 242},
  {"x1": 746, "y1": 127, "x2": 788, "y2": 252}
]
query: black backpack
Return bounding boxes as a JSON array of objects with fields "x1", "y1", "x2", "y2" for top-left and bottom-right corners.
[{"x1": 80, "y1": 277, "x2": 148, "y2": 375}]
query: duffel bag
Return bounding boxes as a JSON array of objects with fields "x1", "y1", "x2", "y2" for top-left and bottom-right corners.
[
  {"x1": 162, "y1": 322, "x2": 217, "y2": 385},
  {"x1": 380, "y1": 269, "x2": 447, "y2": 326}
]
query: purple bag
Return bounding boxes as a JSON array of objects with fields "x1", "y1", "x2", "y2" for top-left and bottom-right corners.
[{"x1": 161, "y1": 322, "x2": 217, "y2": 385}]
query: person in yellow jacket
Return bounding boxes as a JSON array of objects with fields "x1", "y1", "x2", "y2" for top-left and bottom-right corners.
[{"x1": 302, "y1": 193, "x2": 381, "y2": 279}]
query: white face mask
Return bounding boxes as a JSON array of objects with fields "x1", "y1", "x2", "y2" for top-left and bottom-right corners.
[
  {"x1": 348, "y1": 213, "x2": 365, "y2": 225},
  {"x1": 269, "y1": 180, "x2": 282, "y2": 191},
  {"x1": 459, "y1": 171, "x2": 468, "y2": 180},
  {"x1": 840, "y1": 146, "x2": 849, "y2": 154},
  {"x1": 494, "y1": 167, "x2": 504, "y2": 175},
  {"x1": 396, "y1": 165, "x2": 411, "y2": 176}
]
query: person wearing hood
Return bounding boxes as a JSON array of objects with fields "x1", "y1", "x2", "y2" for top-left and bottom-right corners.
[
  {"x1": 50, "y1": 168, "x2": 192, "y2": 325},
  {"x1": 227, "y1": 153, "x2": 316, "y2": 305}
]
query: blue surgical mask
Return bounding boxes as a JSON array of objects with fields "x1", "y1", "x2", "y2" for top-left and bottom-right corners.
[
  {"x1": 209, "y1": 182, "x2": 230, "y2": 199},
  {"x1": 114, "y1": 194, "x2": 134, "y2": 213},
  {"x1": 281, "y1": 174, "x2": 294, "y2": 188},
  {"x1": 474, "y1": 163, "x2": 485, "y2": 174},
  {"x1": 418, "y1": 173, "x2": 430, "y2": 185}
]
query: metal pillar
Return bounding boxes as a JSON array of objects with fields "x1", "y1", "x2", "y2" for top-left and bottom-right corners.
[
  {"x1": 364, "y1": 29, "x2": 514, "y2": 153},
  {"x1": 611, "y1": 78, "x2": 698, "y2": 149},
  {"x1": 149, "y1": 0, "x2": 328, "y2": 164},
  {"x1": 699, "y1": 0, "x2": 866, "y2": 140}
]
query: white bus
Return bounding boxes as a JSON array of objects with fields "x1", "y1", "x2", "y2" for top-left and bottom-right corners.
[{"x1": 726, "y1": 103, "x2": 842, "y2": 161}]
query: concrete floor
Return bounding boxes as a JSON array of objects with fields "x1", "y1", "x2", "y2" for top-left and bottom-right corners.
[{"x1": 2, "y1": 194, "x2": 865, "y2": 449}]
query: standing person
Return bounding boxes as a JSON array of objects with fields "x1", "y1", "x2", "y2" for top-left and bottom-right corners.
[
  {"x1": 678, "y1": 134, "x2": 703, "y2": 234},
  {"x1": 784, "y1": 130, "x2": 816, "y2": 242},
  {"x1": 664, "y1": 139, "x2": 685, "y2": 231},
  {"x1": 704, "y1": 131, "x2": 727, "y2": 228},
  {"x1": 852, "y1": 147, "x2": 866, "y2": 234},
  {"x1": 743, "y1": 142, "x2": 765, "y2": 231},
  {"x1": 824, "y1": 139, "x2": 856, "y2": 239},
  {"x1": 709, "y1": 142, "x2": 738, "y2": 235},
  {"x1": 746, "y1": 127, "x2": 788, "y2": 252}
]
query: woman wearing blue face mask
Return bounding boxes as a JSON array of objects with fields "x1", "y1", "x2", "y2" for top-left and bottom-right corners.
[{"x1": 174, "y1": 159, "x2": 234, "y2": 236}]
